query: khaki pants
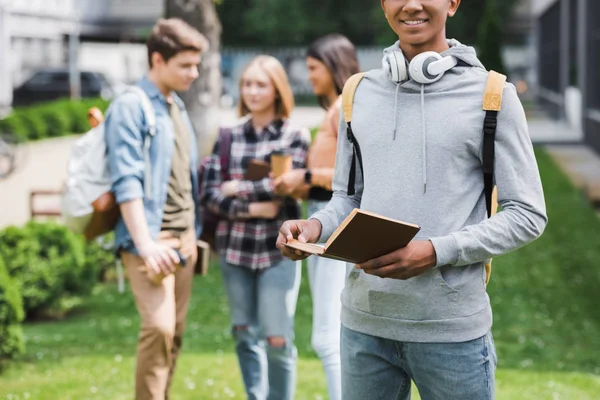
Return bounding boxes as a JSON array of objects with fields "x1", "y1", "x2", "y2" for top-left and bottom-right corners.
[{"x1": 121, "y1": 228, "x2": 197, "y2": 400}]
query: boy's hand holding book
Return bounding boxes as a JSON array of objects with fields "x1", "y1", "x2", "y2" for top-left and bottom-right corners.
[
  {"x1": 356, "y1": 240, "x2": 437, "y2": 280},
  {"x1": 276, "y1": 219, "x2": 323, "y2": 261}
]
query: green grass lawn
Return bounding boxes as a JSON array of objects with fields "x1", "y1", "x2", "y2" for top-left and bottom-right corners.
[{"x1": 1, "y1": 148, "x2": 600, "y2": 399}]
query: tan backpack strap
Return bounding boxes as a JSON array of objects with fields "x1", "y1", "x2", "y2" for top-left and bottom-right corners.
[
  {"x1": 483, "y1": 70, "x2": 506, "y2": 111},
  {"x1": 482, "y1": 71, "x2": 506, "y2": 286},
  {"x1": 483, "y1": 72, "x2": 504, "y2": 218},
  {"x1": 484, "y1": 261, "x2": 492, "y2": 285},
  {"x1": 342, "y1": 72, "x2": 366, "y2": 123},
  {"x1": 490, "y1": 186, "x2": 499, "y2": 216}
]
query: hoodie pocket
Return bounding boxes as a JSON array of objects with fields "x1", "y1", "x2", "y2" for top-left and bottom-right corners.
[
  {"x1": 366, "y1": 266, "x2": 486, "y2": 321},
  {"x1": 435, "y1": 266, "x2": 460, "y2": 292}
]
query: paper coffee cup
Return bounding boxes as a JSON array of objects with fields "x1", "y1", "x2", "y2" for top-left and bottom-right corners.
[{"x1": 271, "y1": 151, "x2": 292, "y2": 178}]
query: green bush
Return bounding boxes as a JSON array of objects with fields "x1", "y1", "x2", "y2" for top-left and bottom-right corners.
[
  {"x1": 39, "y1": 104, "x2": 71, "y2": 138},
  {"x1": 0, "y1": 255, "x2": 25, "y2": 367},
  {"x1": 0, "y1": 114, "x2": 28, "y2": 143},
  {"x1": 17, "y1": 110, "x2": 47, "y2": 140},
  {"x1": 0, "y1": 97, "x2": 110, "y2": 142},
  {"x1": 0, "y1": 325, "x2": 24, "y2": 364},
  {"x1": 0, "y1": 256, "x2": 24, "y2": 325},
  {"x1": 0, "y1": 222, "x2": 99, "y2": 318},
  {"x1": 64, "y1": 101, "x2": 91, "y2": 133}
]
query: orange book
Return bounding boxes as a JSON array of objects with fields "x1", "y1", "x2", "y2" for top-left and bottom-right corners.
[{"x1": 285, "y1": 209, "x2": 420, "y2": 264}]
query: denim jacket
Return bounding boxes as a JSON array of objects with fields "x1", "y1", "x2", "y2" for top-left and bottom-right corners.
[{"x1": 105, "y1": 76, "x2": 201, "y2": 254}]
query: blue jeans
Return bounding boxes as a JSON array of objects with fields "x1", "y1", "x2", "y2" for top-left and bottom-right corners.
[
  {"x1": 220, "y1": 258, "x2": 301, "y2": 400},
  {"x1": 341, "y1": 325, "x2": 497, "y2": 400}
]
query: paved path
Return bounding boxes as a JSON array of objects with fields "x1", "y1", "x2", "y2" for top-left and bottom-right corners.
[
  {"x1": 546, "y1": 145, "x2": 600, "y2": 206},
  {"x1": 527, "y1": 118, "x2": 584, "y2": 143}
]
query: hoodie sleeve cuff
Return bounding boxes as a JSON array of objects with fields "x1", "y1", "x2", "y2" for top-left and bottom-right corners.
[
  {"x1": 309, "y1": 212, "x2": 336, "y2": 243},
  {"x1": 430, "y1": 234, "x2": 459, "y2": 267}
]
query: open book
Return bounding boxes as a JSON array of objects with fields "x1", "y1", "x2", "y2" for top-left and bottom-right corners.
[{"x1": 285, "y1": 209, "x2": 420, "y2": 264}]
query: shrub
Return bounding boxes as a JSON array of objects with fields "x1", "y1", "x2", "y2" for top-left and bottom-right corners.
[
  {"x1": 17, "y1": 110, "x2": 47, "y2": 140},
  {"x1": 0, "y1": 97, "x2": 111, "y2": 142},
  {"x1": 0, "y1": 114, "x2": 28, "y2": 143},
  {"x1": 39, "y1": 104, "x2": 71, "y2": 138},
  {"x1": 0, "y1": 255, "x2": 25, "y2": 367},
  {"x1": 0, "y1": 222, "x2": 99, "y2": 318},
  {"x1": 64, "y1": 101, "x2": 91, "y2": 133}
]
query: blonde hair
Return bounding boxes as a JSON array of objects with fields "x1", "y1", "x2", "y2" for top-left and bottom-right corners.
[{"x1": 238, "y1": 55, "x2": 295, "y2": 119}]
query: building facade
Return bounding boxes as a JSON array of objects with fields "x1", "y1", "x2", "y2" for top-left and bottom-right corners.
[
  {"x1": 0, "y1": 0, "x2": 162, "y2": 109},
  {"x1": 533, "y1": 0, "x2": 600, "y2": 153},
  {"x1": 0, "y1": 0, "x2": 77, "y2": 107}
]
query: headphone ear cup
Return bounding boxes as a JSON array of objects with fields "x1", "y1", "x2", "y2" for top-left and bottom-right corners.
[
  {"x1": 409, "y1": 51, "x2": 444, "y2": 84},
  {"x1": 388, "y1": 51, "x2": 408, "y2": 84}
]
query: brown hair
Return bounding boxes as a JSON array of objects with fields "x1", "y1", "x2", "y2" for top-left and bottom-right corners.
[
  {"x1": 146, "y1": 18, "x2": 209, "y2": 67},
  {"x1": 307, "y1": 34, "x2": 360, "y2": 109},
  {"x1": 238, "y1": 56, "x2": 295, "y2": 119}
]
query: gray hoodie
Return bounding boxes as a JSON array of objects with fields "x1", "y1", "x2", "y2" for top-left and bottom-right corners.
[{"x1": 311, "y1": 39, "x2": 547, "y2": 343}]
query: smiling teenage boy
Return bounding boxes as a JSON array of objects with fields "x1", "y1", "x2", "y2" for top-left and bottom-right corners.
[{"x1": 276, "y1": 1, "x2": 547, "y2": 399}]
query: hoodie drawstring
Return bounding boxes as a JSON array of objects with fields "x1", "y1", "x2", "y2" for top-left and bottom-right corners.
[
  {"x1": 393, "y1": 83, "x2": 401, "y2": 140},
  {"x1": 421, "y1": 84, "x2": 427, "y2": 194}
]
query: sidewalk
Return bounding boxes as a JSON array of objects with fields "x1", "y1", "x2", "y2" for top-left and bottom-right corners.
[
  {"x1": 545, "y1": 145, "x2": 600, "y2": 207},
  {"x1": 527, "y1": 117, "x2": 584, "y2": 143},
  {"x1": 527, "y1": 115, "x2": 600, "y2": 209},
  {"x1": 0, "y1": 136, "x2": 74, "y2": 228}
]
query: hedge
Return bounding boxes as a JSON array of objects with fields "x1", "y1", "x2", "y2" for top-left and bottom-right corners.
[
  {"x1": 0, "y1": 222, "x2": 103, "y2": 318},
  {"x1": 0, "y1": 255, "x2": 25, "y2": 368},
  {"x1": 0, "y1": 97, "x2": 111, "y2": 142}
]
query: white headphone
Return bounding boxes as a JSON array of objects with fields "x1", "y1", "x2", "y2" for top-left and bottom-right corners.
[{"x1": 385, "y1": 50, "x2": 458, "y2": 84}]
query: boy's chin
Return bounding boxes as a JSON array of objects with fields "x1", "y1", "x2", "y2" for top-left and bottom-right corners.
[{"x1": 170, "y1": 81, "x2": 194, "y2": 92}]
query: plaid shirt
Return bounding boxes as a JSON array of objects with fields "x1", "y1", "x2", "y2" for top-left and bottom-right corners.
[{"x1": 201, "y1": 118, "x2": 311, "y2": 270}]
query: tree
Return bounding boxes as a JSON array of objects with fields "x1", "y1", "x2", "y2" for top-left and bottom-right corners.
[
  {"x1": 476, "y1": 0, "x2": 507, "y2": 74},
  {"x1": 216, "y1": 0, "x2": 519, "y2": 51},
  {"x1": 165, "y1": 0, "x2": 222, "y2": 158}
]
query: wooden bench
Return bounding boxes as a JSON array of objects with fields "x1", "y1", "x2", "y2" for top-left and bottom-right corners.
[{"x1": 29, "y1": 189, "x2": 62, "y2": 220}]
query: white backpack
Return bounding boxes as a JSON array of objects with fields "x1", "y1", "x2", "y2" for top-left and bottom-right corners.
[{"x1": 61, "y1": 86, "x2": 156, "y2": 238}]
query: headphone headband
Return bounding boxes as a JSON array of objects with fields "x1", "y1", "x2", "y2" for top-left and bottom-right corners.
[{"x1": 386, "y1": 50, "x2": 458, "y2": 85}]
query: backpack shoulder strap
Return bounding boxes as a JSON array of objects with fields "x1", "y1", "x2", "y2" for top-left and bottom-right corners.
[
  {"x1": 342, "y1": 72, "x2": 367, "y2": 124},
  {"x1": 218, "y1": 127, "x2": 233, "y2": 182},
  {"x1": 341, "y1": 72, "x2": 366, "y2": 196},
  {"x1": 483, "y1": 71, "x2": 506, "y2": 113},
  {"x1": 125, "y1": 86, "x2": 156, "y2": 136},
  {"x1": 482, "y1": 70, "x2": 506, "y2": 285},
  {"x1": 123, "y1": 85, "x2": 158, "y2": 199},
  {"x1": 482, "y1": 70, "x2": 506, "y2": 218}
]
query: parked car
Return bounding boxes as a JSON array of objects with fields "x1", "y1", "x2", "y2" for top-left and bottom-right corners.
[{"x1": 12, "y1": 69, "x2": 114, "y2": 107}]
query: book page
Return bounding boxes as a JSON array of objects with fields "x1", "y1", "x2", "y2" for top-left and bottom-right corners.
[{"x1": 285, "y1": 240, "x2": 326, "y2": 256}]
